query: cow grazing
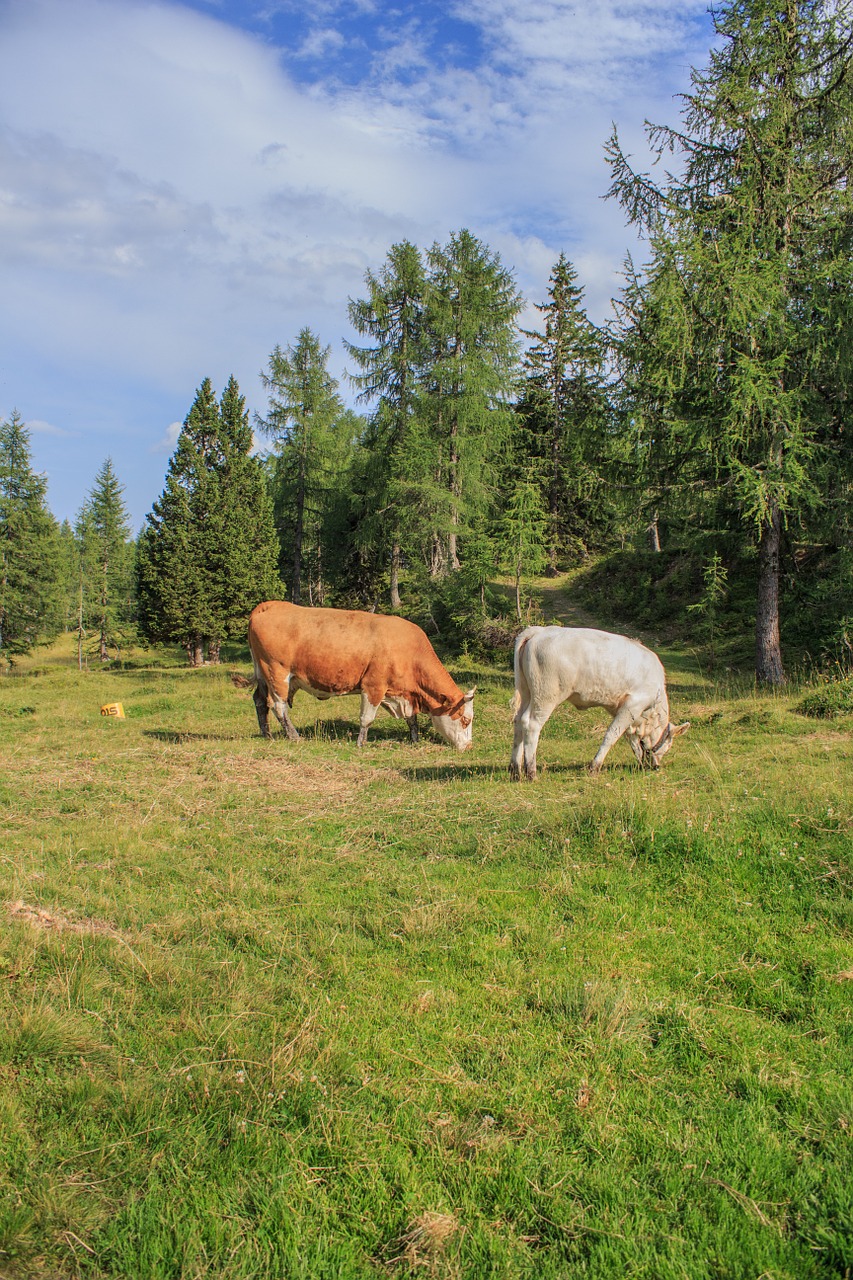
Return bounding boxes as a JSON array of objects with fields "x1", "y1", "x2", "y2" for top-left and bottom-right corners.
[
  {"x1": 510, "y1": 626, "x2": 689, "y2": 778},
  {"x1": 247, "y1": 600, "x2": 475, "y2": 749}
]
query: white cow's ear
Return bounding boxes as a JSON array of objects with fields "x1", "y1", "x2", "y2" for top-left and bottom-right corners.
[
  {"x1": 672, "y1": 721, "x2": 690, "y2": 737},
  {"x1": 464, "y1": 687, "x2": 476, "y2": 701}
]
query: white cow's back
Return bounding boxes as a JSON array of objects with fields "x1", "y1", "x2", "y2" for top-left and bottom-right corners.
[{"x1": 517, "y1": 626, "x2": 664, "y2": 713}]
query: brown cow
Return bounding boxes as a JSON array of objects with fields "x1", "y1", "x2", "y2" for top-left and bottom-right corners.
[{"x1": 247, "y1": 600, "x2": 475, "y2": 749}]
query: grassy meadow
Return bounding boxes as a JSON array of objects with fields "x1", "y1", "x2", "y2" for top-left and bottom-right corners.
[{"x1": 1, "y1": 599, "x2": 851, "y2": 1279}]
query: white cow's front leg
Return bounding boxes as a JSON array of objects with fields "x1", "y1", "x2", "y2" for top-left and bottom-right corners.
[
  {"x1": 357, "y1": 695, "x2": 380, "y2": 747},
  {"x1": 590, "y1": 701, "x2": 636, "y2": 774}
]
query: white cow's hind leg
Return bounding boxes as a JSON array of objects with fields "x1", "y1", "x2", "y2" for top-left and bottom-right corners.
[
  {"x1": 509, "y1": 701, "x2": 529, "y2": 779},
  {"x1": 357, "y1": 695, "x2": 380, "y2": 747},
  {"x1": 520, "y1": 707, "x2": 556, "y2": 780},
  {"x1": 590, "y1": 701, "x2": 636, "y2": 774}
]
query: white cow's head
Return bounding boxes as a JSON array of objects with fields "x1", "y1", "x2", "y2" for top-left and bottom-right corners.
[
  {"x1": 639, "y1": 718, "x2": 690, "y2": 767},
  {"x1": 633, "y1": 693, "x2": 689, "y2": 768},
  {"x1": 430, "y1": 689, "x2": 475, "y2": 750}
]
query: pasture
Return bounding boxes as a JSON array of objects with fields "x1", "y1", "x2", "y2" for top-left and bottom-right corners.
[{"x1": 1, "y1": 626, "x2": 851, "y2": 1278}]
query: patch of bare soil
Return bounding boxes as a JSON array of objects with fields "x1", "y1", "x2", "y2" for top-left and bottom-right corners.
[
  {"x1": 538, "y1": 580, "x2": 600, "y2": 628},
  {"x1": 7, "y1": 899, "x2": 113, "y2": 936},
  {"x1": 226, "y1": 754, "x2": 403, "y2": 799}
]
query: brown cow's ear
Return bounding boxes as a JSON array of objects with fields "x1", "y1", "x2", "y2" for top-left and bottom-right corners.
[{"x1": 672, "y1": 721, "x2": 690, "y2": 737}]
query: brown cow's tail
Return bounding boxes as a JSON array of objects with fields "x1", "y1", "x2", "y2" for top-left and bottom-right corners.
[{"x1": 230, "y1": 672, "x2": 257, "y2": 690}]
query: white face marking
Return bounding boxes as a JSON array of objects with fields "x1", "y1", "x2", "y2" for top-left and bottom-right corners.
[{"x1": 430, "y1": 690, "x2": 475, "y2": 751}]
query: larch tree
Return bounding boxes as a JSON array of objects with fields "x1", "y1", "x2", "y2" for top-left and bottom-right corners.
[
  {"x1": 346, "y1": 240, "x2": 433, "y2": 608},
  {"x1": 606, "y1": 0, "x2": 853, "y2": 684},
  {"x1": 0, "y1": 409, "x2": 62, "y2": 667},
  {"x1": 423, "y1": 229, "x2": 523, "y2": 575},
  {"x1": 258, "y1": 331, "x2": 347, "y2": 606}
]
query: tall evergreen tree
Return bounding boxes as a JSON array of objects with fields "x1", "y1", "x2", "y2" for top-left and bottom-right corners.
[
  {"x1": 346, "y1": 241, "x2": 433, "y2": 607},
  {"x1": 75, "y1": 458, "x2": 135, "y2": 662},
  {"x1": 498, "y1": 476, "x2": 550, "y2": 621},
  {"x1": 520, "y1": 254, "x2": 609, "y2": 569},
  {"x1": 424, "y1": 230, "x2": 523, "y2": 574},
  {"x1": 209, "y1": 376, "x2": 281, "y2": 657},
  {"x1": 0, "y1": 410, "x2": 62, "y2": 666},
  {"x1": 606, "y1": 0, "x2": 853, "y2": 684},
  {"x1": 137, "y1": 377, "x2": 279, "y2": 664},
  {"x1": 258, "y1": 331, "x2": 348, "y2": 606}
]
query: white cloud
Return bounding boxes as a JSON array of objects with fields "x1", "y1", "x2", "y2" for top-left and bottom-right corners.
[
  {"x1": 26, "y1": 418, "x2": 76, "y2": 438},
  {"x1": 152, "y1": 422, "x2": 182, "y2": 454}
]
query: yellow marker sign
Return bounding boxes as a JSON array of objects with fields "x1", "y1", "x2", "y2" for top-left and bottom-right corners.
[{"x1": 100, "y1": 702, "x2": 125, "y2": 719}]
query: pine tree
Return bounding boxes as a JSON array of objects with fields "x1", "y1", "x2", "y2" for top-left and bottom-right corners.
[
  {"x1": 606, "y1": 0, "x2": 853, "y2": 684},
  {"x1": 0, "y1": 410, "x2": 62, "y2": 666},
  {"x1": 258, "y1": 331, "x2": 348, "y2": 606},
  {"x1": 520, "y1": 254, "x2": 609, "y2": 569},
  {"x1": 75, "y1": 458, "x2": 135, "y2": 662}
]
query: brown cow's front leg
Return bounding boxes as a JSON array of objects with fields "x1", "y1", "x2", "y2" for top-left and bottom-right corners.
[
  {"x1": 357, "y1": 694, "x2": 380, "y2": 747},
  {"x1": 407, "y1": 714, "x2": 419, "y2": 744},
  {"x1": 271, "y1": 690, "x2": 300, "y2": 741}
]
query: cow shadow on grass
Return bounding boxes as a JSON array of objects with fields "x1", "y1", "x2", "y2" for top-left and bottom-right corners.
[
  {"x1": 401, "y1": 760, "x2": 613, "y2": 783},
  {"x1": 144, "y1": 730, "x2": 246, "y2": 743}
]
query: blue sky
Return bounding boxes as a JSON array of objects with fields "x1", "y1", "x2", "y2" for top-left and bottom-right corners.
[{"x1": 0, "y1": 0, "x2": 714, "y2": 530}]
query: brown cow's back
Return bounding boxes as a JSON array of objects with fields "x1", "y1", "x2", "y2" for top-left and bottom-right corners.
[{"x1": 248, "y1": 600, "x2": 464, "y2": 711}]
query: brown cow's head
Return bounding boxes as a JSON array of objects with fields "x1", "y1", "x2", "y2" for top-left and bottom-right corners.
[{"x1": 430, "y1": 688, "x2": 475, "y2": 750}]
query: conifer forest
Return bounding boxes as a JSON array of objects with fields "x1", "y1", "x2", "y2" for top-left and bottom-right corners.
[{"x1": 2, "y1": 0, "x2": 852, "y2": 684}]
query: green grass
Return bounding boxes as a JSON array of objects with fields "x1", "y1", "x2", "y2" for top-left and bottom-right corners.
[{"x1": 1, "y1": 633, "x2": 851, "y2": 1278}]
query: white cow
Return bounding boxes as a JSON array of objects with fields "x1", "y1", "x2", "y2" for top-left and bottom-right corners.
[{"x1": 510, "y1": 626, "x2": 689, "y2": 778}]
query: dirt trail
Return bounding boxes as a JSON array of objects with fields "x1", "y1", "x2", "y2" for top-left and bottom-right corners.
[{"x1": 537, "y1": 578, "x2": 600, "y2": 629}]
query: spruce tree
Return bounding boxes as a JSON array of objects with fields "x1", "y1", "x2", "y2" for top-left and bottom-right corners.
[
  {"x1": 258, "y1": 331, "x2": 348, "y2": 606},
  {"x1": 520, "y1": 254, "x2": 609, "y2": 569},
  {"x1": 606, "y1": 0, "x2": 853, "y2": 684},
  {"x1": 208, "y1": 376, "x2": 280, "y2": 658},
  {"x1": 0, "y1": 410, "x2": 62, "y2": 666},
  {"x1": 75, "y1": 458, "x2": 135, "y2": 662},
  {"x1": 138, "y1": 377, "x2": 279, "y2": 664}
]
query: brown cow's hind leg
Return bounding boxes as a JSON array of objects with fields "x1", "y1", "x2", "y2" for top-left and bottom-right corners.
[{"x1": 253, "y1": 681, "x2": 272, "y2": 739}]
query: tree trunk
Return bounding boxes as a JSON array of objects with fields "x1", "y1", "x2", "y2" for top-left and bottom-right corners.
[
  {"x1": 207, "y1": 640, "x2": 221, "y2": 665},
  {"x1": 291, "y1": 460, "x2": 305, "y2": 606},
  {"x1": 390, "y1": 542, "x2": 402, "y2": 609},
  {"x1": 648, "y1": 513, "x2": 661, "y2": 554},
  {"x1": 187, "y1": 637, "x2": 205, "y2": 667},
  {"x1": 755, "y1": 504, "x2": 785, "y2": 686}
]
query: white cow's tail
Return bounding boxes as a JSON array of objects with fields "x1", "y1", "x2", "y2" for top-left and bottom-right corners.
[{"x1": 510, "y1": 630, "x2": 534, "y2": 720}]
